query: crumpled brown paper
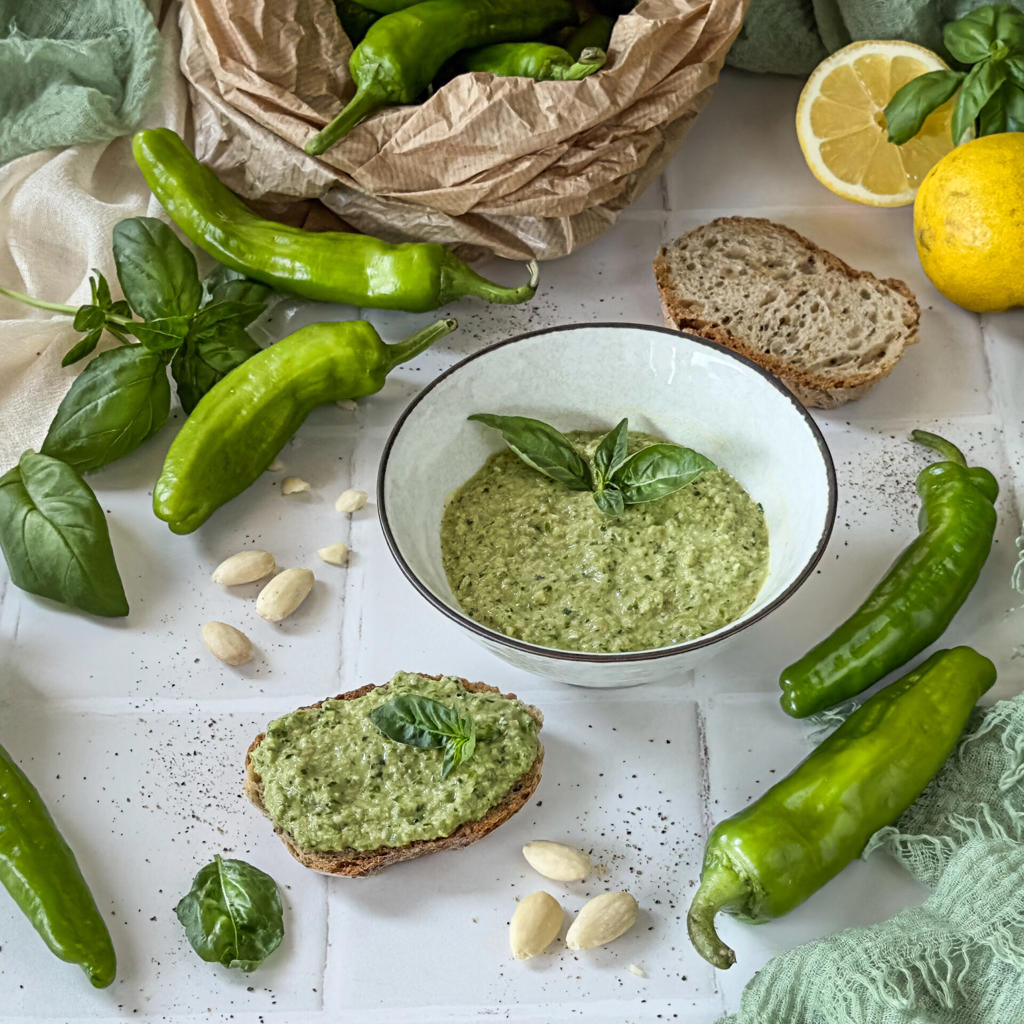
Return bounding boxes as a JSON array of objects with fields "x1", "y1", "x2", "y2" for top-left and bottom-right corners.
[{"x1": 179, "y1": 0, "x2": 748, "y2": 260}]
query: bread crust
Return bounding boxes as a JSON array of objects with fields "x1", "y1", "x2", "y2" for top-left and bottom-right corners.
[
  {"x1": 244, "y1": 676, "x2": 544, "y2": 877},
  {"x1": 653, "y1": 216, "x2": 921, "y2": 409}
]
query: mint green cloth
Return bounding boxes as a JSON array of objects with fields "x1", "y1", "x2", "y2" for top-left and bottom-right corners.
[
  {"x1": 721, "y1": 695, "x2": 1024, "y2": 1024},
  {"x1": 0, "y1": 0, "x2": 163, "y2": 166},
  {"x1": 727, "y1": 0, "x2": 1024, "y2": 75}
]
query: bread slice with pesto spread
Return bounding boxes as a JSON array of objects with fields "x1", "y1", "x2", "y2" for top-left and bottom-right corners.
[{"x1": 244, "y1": 674, "x2": 544, "y2": 877}]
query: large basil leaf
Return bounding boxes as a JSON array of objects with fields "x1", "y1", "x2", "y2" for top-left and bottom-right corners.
[
  {"x1": 944, "y1": 5, "x2": 1012, "y2": 64},
  {"x1": 113, "y1": 217, "x2": 202, "y2": 320},
  {"x1": 1004, "y1": 80, "x2": 1024, "y2": 129},
  {"x1": 369, "y1": 695, "x2": 477, "y2": 778},
  {"x1": 953, "y1": 58, "x2": 1008, "y2": 141},
  {"x1": 41, "y1": 347, "x2": 171, "y2": 473},
  {"x1": 884, "y1": 69, "x2": 964, "y2": 144},
  {"x1": 592, "y1": 418, "x2": 629, "y2": 487},
  {"x1": 0, "y1": 451, "x2": 128, "y2": 616},
  {"x1": 171, "y1": 325, "x2": 261, "y2": 414},
  {"x1": 611, "y1": 443, "x2": 715, "y2": 505},
  {"x1": 468, "y1": 413, "x2": 592, "y2": 491},
  {"x1": 175, "y1": 856, "x2": 283, "y2": 972}
]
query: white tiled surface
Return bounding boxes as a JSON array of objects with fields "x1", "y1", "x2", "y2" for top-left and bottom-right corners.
[{"x1": 2, "y1": 68, "x2": 1023, "y2": 1023}]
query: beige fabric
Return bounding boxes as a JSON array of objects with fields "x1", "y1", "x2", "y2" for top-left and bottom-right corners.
[
  {"x1": 180, "y1": 0, "x2": 748, "y2": 259},
  {"x1": 0, "y1": 4, "x2": 189, "y2": 470}
]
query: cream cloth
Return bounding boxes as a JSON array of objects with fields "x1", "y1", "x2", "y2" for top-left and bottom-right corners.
[{"x1": 0, "y1": 3, "x2": 188, "y2": 470}]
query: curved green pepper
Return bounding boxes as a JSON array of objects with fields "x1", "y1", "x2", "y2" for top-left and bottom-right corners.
[
  {"x1": 458, "y1": 43, "x2": 606, "y2": 81},
  {"x1": 689, "y1": 646, "x2": 995, "y2": 970},
  {"x1": 305, "y1": 0, "x2": 576, "y2": 153},
  {"x1": 133, "y1": 129, "x2": 538, "y2": 313},
  {"x1": 779, "y1": 430, "x2": 997, "y2": 718},
  {"x1": 155, "y1": 317, "x2": 456, "y2": 533},
  {"x1": 0, "y1": 742, "x2": 116, "y2": 987}
]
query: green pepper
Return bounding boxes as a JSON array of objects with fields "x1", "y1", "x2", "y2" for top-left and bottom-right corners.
[
  {"x1": 779, "y1": 430, "x2": 997, "y2": 718},
  {"x1": 155, "y1": 317, "x2": 456, "y2": 533},
  {"x1": 332, "y1": 0, "x2": 380, "y2": 44},
  {"x1": 0, "y1": 742, "x2": 116, "y2": 987},
  {"x1": 132, "y1": 129, "x2": 538, "y2": 313},
  {"x1": 688, "y1": 646, "x2": 995, "y2": 970},
  {"x1": 305, "y1": 0, "x2": 576, "y2": 153},
  {"x1": 457, "y1": 42, "x2": 606, "y2": 81},
  {"x1": 565, "y1": 14, "x2": 615, "y2": 60}
]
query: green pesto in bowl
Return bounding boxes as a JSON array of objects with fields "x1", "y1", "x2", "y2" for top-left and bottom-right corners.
[
  {"x1": 249, "y1": 672, "x2": 540, "y2": 852},
  {"x1": 441, "y1": 431, "x2": 769, "y2": 653}
]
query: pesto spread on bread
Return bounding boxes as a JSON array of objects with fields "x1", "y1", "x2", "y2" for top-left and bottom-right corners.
[
  {"x1": 249, "y1": 673, "x2": 540, "y2": 852},
  {"x1": 441, "y1": 430, "x2": 769, "y2": 652}
]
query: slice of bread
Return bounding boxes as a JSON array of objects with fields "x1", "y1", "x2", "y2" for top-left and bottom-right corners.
[
  {"x1": 244, "y1": 677, "x2": 543, "y2": 877},
  {"x1": 652, "y1": 217, "x2": 921, "y2": 409}
]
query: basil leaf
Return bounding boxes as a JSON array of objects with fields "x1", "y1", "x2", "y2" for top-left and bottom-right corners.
[
  {"x1": 979, "y1": 84, "x2": 1010, "y2": 133},
  {"x1": 593, "y1": 486, "x2": 625, "y2": 516},
  {"x1": 73, "y1": 304, "x2": 106, "y2": 332},
  {"x1": 171, "y1": 325, "x2": 261, "y2": 414},
  {"x1": 468, "y1": 413, "x2": 592, "y2": 491},
  {"x1": 593, "y1": 418, "x2": 629, "y2": 486},
  {"x1": 1004, "y1": 81, "x2": 1024, "y2": 129},
  {"x1": 953, "y1": 59, "x2": 1008, "y2": 142},
  {"x1": 90, "y1": 271, "x2": 112, "y2": 309},
  {"x1": 125, "y1": 315, "x2": 191, "y2": 352},
  {"x1": 113, "y1": 217, "x2": 202, "y2": 320},
  {"x1": 884, "y1": 69, "x2": 964, "y2": 144},
  {"x1": 1008, "y1": 54, "x2": 1024, "y2": 86},
  {"x1": 191, "y1": 299, "x2": 267, "y2": 333},
  {"x1": 41, "y1": 347, "x2": 171, "y2": 473},
  {"x1": 175, "y1": 855, "x2": 283, "y2": 973},
  {"x1": 611, "y1": 443, "x2": 715, "y2": 505},
  {"x1": 61, "y1": 328, "x2": 102, "y2": 367},
  {"x1": 201, "y1": 265, "x2": 273, "y2": 306},
  {"x1": 945, "y1": 5, "x2": 1003, "y2": 64},
  {"x1": 0, "y1": 451, "x2": 128, "y2": 616},
  {"x1": 369, "y1": 695, "x2": 477, "y2": 778}
]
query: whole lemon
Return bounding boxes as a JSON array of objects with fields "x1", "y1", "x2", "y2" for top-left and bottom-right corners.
[{"x1": 914, "y1": 133, "x2": 1024, "y2": 313}]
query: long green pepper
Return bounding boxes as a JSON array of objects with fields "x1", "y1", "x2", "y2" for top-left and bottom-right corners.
[
  {"x1": 154, "y1": 317, "x2": 457, "y2": 533},
  {"x1": 689, "y1": 646, "x2": 996, "y2": 970},
  {"x1": 133, "y1": 129, "x2": 538, "y2": 313},
  {"x1": 779, "y1": 430, "x2": 997, "y2": 718},
  {"x1": 0, "y1": 743, "x2": 116, "y2": 987},
  {"x1": 305, "y1": 0, "x2": 577, "y2": 153}
]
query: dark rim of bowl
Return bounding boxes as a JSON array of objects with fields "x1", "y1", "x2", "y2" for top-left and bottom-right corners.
[{"x1": 377, "y1": 322, "x2": 838, "y2": 664}]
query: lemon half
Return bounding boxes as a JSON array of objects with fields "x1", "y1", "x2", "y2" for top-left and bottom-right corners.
[{"x1": 796, "y1": 40, "x2": 960, "y2": 207}]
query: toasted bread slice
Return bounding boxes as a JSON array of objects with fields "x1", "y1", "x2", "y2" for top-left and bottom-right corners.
[
  {"x1": 245, "y1": 677, "x2": 543, "y2": 877},
  {"x1": 653, "y1": 216, "x2": 921, "y2": 409}
]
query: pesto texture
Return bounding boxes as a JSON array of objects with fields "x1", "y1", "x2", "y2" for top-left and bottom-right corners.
[
  {"x1": 249, "y1": 672, "x2": 540, "y2": 852},
  {"x1": 441, "y1": 431, "x2": 769, "y2": 653}
]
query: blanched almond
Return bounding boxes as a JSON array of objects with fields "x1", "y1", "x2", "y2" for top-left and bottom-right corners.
[
  {"x1": 201, "y1": 621, "x2": 253, "y2": 666},
  {"x1": 211, "y1": 550, "x2": 276, "y2": 586},
  {"x1": 566, "y1": 891, "x2": 638, "y2": 950},
  {"x1": 335, "y1": 488, "x2": 367, "y2": 513},
  {"x1": 509, "y1": 891, "x2": 563, "y2": 960},
  {"x1": 256, "y1": 568, "x2": 315, "y2": 623},
  {"x1": 317, "y1": 542, "x2": 350, "y2": 566},
  {"x1": 282, "y1": 477, "x2": 311, "y2": 495},
  {"x1": 523, "y1": 840, "x2": 591, "y2": 882}
]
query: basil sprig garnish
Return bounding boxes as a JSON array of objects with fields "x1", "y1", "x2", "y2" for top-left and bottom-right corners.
[
  {"x1": 369, "y1": 695, "x2": 478, "y2": 778},
  {"x1": 884, "y1": 4, "x2": 1024, "y2": 144},
  {"x1": 469, "y1": 413, "x2": 715, "y2": 516}
]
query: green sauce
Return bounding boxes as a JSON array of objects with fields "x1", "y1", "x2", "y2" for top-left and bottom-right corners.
[
  {"x1": 441, "y1": 431, "x2": 769, "y2": 653},
  {"x1": 249, "y1": 672, "x2": 540, "y2": 852}
]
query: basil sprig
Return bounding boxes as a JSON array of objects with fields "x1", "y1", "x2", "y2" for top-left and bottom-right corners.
[
  {"x1": 175, "y1": 855, "x2": 284, "y2": 972},
  {"x1": 369, "y1": 695, "x2": 477, "y2": 779},
  {"x1": 469, "y1": 413, "x2": 715, "y2": 516},
  {"x1": 885, "y1": 4, "x2": 1024, "y2": 144}
]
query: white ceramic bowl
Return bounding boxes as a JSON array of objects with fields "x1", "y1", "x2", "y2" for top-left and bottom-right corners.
[{"x1": 378, "y1": 324, "x2": 836, "y2": 687}]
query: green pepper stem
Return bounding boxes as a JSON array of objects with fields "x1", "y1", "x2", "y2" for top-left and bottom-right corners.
[
  {"x1": 384, "y1": 317, "x2": 458, "y2": 369},
  {"x1": 687, "y1": 862, "x2": 749, "y2": 970},
  {"x1": 555, "y1": 47, "x2": 606, "y2": 80},
  {"x1": 444, "y1": 258, "x2": 540, "y2": 306},
  {"x1": 305, "y1": 87, "x2": 382, "y2": 155},
  {"x1": 911, "y1": 429, "x2": 967, "y2": 466},
  {"x1": 0, "y1": 284, "x2": 78, "y2": 316}
]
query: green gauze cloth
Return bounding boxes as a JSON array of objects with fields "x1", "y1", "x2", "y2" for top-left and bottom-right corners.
[
  {"x1": 0, "y1": 0, "x2": 162, "y2": 166},
  {"x1": 721, "y1": 694, "x2": 1024, "y2": 1024},
  {"x1": 727, "y1": 0, "x2": 1024, "y2": 75}
]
